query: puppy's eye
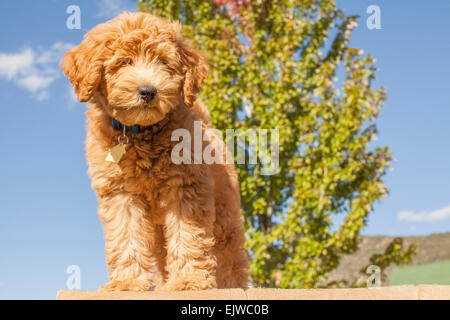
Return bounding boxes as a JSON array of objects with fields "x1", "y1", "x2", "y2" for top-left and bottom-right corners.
[
  {"x1": 160, "y1": 60, "x2": 172, "y2": 70},
  {"x1": 158, "y1": 59, "x2": 169, "y2": 67},
  {"x1": 119, "y1": 58, "x2": 132, "y2": 67}
]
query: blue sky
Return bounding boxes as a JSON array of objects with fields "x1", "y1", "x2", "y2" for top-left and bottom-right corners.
[{"x1": 0, "y1": 0, "x2": 448, "y2": 299}]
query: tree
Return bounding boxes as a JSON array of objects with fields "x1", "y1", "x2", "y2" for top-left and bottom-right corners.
[{"x1": 138, "y1": 0, "x2": 412, "y2": 288}]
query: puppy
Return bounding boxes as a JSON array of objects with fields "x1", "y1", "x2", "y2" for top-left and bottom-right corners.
[{"x1": 62, "y1": 12, "x2": 249, "y2": 291}]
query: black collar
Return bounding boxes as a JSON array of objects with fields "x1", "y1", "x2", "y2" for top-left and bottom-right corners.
[{"x1": 111, "y1": 117, "x2": 167, "y2": 134}]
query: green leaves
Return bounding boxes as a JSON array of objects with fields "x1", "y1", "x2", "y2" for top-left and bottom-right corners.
[{"x1": 139, "y1": 0, "x2": 403, "y2": 288}]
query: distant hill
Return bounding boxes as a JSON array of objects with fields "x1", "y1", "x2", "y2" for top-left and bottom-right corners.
[{"x1": 323, "y1": 232, "x2": 450, "y2": 286}]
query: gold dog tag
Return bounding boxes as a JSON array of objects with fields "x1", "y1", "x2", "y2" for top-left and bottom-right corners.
[{"x1": 105, "y1": 143, "x2": 126, "y2": 163}]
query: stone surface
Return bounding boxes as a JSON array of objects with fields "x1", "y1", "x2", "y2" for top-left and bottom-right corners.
[
  {"x1": 57, "y1": 285, "x2": 450, "y2": 300},
  {"x1": 245, "y1": 286, "x2": 419, "y2": 300},
  {"x1": 57, "y1": 289, "x2": 247, "y2": 300},
  {"x1": 418, "y1": 285, "x2": 450, "y2": 300}
]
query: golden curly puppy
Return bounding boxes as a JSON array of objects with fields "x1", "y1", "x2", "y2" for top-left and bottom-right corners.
[{"x1": 62, "y1": 12, "x2": 249, "y2": 291}]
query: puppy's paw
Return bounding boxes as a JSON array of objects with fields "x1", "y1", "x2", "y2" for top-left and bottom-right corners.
[{"x1": 99, "y1": 279, "x2": 151, "y2": 292}]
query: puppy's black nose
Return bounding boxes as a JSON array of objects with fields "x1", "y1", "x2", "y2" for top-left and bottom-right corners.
[{"x1": 138, "y1": 86, "x2": 157, "y2": 103}]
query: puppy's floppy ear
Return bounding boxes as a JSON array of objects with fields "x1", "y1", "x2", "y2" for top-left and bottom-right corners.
[
  {"x1": 61, "y1": 36, "x2": 105, "y2": 102},
  {"x1": 179, "y1": 40, "x2": 209, "y2": 108}
]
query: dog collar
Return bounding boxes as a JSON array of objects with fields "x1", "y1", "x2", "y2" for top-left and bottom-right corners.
[{"x1": 111, "y1": 117, "x2": 166, "y2": 134}]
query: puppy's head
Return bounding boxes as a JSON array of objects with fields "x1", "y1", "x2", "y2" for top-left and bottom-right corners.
[{"x1": 62, "y1": 12, "x2": 208, "y2": 126}]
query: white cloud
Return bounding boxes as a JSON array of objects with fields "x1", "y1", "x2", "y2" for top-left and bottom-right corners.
[
  {"x1": 397, "y1": 204, "x2": 450, "y2": 222},
  {"x1": 96, "y1": 0, "x2": 136, "y2": 19},
  {"x1": 17, "y1": 74, "x2": 55, "y2": 92},
  {"x1": 36, "y1": 42, "x2": 75, "y2": 64},
  {"x1": 0, "y1": 42, "x2": 74, "y2": 100},
  {"x1": 0, "y1": 48, "x2": 34, "y2": 79}
]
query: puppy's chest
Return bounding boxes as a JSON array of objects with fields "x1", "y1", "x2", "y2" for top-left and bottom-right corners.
[
  {"x1": 122, "y1": 139, "x2": 169, "y2": 174},
  {"x1": 88, "y1": 127, "x2": 175, "y2": 198}
]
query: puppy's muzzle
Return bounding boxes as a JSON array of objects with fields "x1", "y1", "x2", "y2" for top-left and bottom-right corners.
[{"x1": 138, "y1": 86, "x2": 157, "y2": 103}]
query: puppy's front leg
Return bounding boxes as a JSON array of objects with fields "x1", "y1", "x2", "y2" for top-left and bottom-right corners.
[
  {"x1": 97, "y1": 192, "x2": 156, "y2": 291},
  {"x1": 160, "y1": 177, "x2": 217, "y2": 290}
]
